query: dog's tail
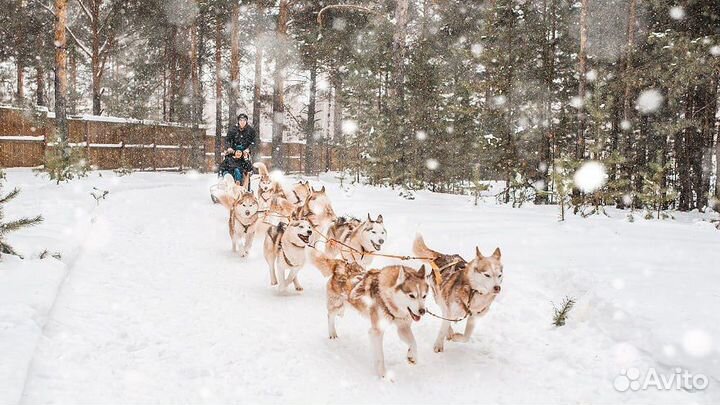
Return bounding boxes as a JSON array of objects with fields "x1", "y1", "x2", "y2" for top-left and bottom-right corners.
[
  {"x1": 413, "y1": 233, "x2": 440, "y2": 261},
  {"x1": 311, "y1": 252, "x2": 338, "y2": 277},
  {"x1": 253, "y1": 162, "x2": 269, "y2": 178}
]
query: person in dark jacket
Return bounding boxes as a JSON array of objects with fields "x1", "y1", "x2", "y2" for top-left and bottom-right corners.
[
  {"x1": 219, "y1": 150, "x2": 253, "y2": 185},
  {"x1": 225, "y1": 114, "x2": 255, "y2": 191},
  {"x1": 226, "y1": 113, "x2": 256, "y2": 154}
]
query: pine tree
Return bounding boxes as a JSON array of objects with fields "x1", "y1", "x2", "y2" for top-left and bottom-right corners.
[
  {"x1": 0, "y1": 186, "x2": 43, "y2": 258},
  {"x1": 640, "y1": 157, "x2": 678, "y2": 220}
]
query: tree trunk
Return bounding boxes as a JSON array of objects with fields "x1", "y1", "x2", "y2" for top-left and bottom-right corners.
[
  {"x1": 271, "y1": 0, "x2": 289, "y2": 170},
  {"x1": 69, "y1": 48, "x2": 78, "y2": 114},
  {"x1": 576, "y1": 0, "x2": 588, "y2": 160},
  {"x1": 36, "y1": 62, "x2": 46, "y2": 107},
  {"x1": 16, "y1": 58, "x2": 24, "y2": 103},
  {"x1": 229, "y1": 4, "x2": 240, "y2": 123},
  {"x1": 536, "y1": 0, "x2": 556, "y2": 204},
  {"x1": 91, "y1": 0, "x2": 102, "y2": 115},
  {"x1": 332, "y1": 73, "x2": 343, "y2": 171},
  {"x1": 620, "y1": 0, "x2": 637, "y2": 206},
  {"x1": 190, "y1": 20, "x2": 201, "y2": 169},
  {"x1": 253, "y1": 43, "x2": 263, "y2": 149},
  {"x1": 391, "y1": 0, "x2": 408, "y2": 110},
  {"x1": 168, "y1": 27, "x2": 178, "y2": 122},
  {"x1": 54, "y1": 0, "x2": 68, "y2": 144},
  {"x1": 214, "y1": 14, "x2": 223, "y2": 165},
  {"x1": 305, "y1": 62, "x2": 317, "y2": 175},
  {"x1": 700, "y1": 74, "x2": 718, "y2": 210}
]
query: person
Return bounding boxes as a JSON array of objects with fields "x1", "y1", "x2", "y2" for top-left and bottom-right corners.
[
  {"x1": 225, "y1": 113, "x2": 256, "y2": 190},
  {"x1": 219, "y1": 149, "x2": 253, "y2": 186}
]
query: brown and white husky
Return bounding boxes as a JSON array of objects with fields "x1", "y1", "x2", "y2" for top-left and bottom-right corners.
[
  {"x1": 325, "y1": 214, "x2": 386, "y2": 268},
  {"x1": 218, "y1": 192, "x2": 260, "y2": 257},
  {"x1": 315, "y1": 256, "x2": 429, "y2": 378},
  {"x1": 263, "y1": 212, "x2": 314, "y2": 292},
  {"x1": 413, "y1": 234, "x2": 504, "y2": 353}
]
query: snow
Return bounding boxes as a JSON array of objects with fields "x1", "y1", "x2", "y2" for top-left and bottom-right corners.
[
  {"x1": 636, "y1": 89, "x2": 664, "y2": 114},
  {"x1": 0, "y1": 136, "x2": 45, "y2": 142},
  {"x1": 1, "y1": 169, "x2": 719, "y2": 404},
  {"x1": 669, "y1": 6, "x2": 685, "y2": 20},
  {"x1": 573, "y1": 160, "x2": 608, "y2": 193}
]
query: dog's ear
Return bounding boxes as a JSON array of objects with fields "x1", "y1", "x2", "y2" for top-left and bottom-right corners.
[
  {"x1": 394, "y1": 267, "x2": 406, "y2": 286},
  {"x1": 475, "y1": 246, "x2": 484, "y2": 258},
  {"x1": 376, "y1": 214, "x2": 383, "y2": 223},
  {"x1": 417, "y1": 264, "x2": 426, "y2": 278},
  {"x1": 320, "y1": 185, "x2": 326, "y2": 193},
  {"x1": 367, "y1": 213, "x2": 372, "y2": 222},
  {"x1": 492, "y1": 247, "x2": 502, "y2": 259}
]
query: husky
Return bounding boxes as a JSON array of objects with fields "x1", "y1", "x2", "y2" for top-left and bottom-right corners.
[
  {"x1": 289, "y1": 180, "x2": 312, "y2": 206},
  {"x1": 218, "y1": 191, "x2": 260, "y2": 257},
  {"x1": 315, "y1": 257, "x2": 429, "y2": 378},
  {"x1": 263, "y1": 212, "x2": 314, "y2": 292},
  {"x1": 294, "y1": 185, "x2": 337, "y2": 235},
  {"x1": 253, "y1": 162, "x2": 277, "y2": 210},
  {"x1": 325, "y1": 214, "x2": 386, "y2": 268},
  {"x1": 413, "y1": 234, "x2": 503, "y2": 353}
]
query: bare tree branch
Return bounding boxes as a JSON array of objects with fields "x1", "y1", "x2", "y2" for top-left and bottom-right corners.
[
  {"x1": 34, "y1": 0, "x2": 92, "y2": 57},
  {"x1": 75, "y1": 0, "x2": 94, "y2": 22}
]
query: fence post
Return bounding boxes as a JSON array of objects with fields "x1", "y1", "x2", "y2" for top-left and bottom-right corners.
[{"x1": 120, "y1": 141, "x2": 125, "y2": 171}]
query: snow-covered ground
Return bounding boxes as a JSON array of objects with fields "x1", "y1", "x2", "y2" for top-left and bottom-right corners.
[{"x1": 1, "y1": 168, "x2": 718, "y2": 404}]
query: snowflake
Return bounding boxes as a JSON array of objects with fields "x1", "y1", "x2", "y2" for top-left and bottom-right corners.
[
  {"x1": 471, "y1": 43, "x2": 483, "y2": 57},
  {"x1": 669, "y1": 6, "x2": 685, "y2": 20},
  {"x1": 573, "y1": 161, "x2": 607, "y2": 193},
  {"x1": 635, "y1": 89, "x2": 664, "y2": 114},
  {"x1": 341, "y1": 119, "x2": 358, "y2": 135},
  {"x1": 710, "y1": 45, "x2": 720, "y2": 56},
  {"x1": 415, "y1": 130, "x2": 427, "y2": 141},
  {"x1": 682, "y1": 329, "x2": 712, "y2": 357},
  {"x1": 426, "y1": 159, "x2": 439, "y2": 170},
  {"x1": 569, "y1": 96, "x2": 584, "y2": 109}
]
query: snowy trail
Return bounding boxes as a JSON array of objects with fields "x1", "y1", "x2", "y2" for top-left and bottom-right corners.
[{"x1": 7, "y1": 171, "x2": 718, "y2": 404}]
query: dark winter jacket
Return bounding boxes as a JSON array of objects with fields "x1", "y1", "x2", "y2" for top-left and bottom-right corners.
[
  {"x1": 226, "y1": 124, "x2": 256, "y2": 153},
  {"x1": 219, "y1": 154, "x2": 253, "y2": 174}
]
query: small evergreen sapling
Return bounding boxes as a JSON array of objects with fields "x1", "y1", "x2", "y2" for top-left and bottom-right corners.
[
  {"x1": 36, "y1": 142, "x2": 89, "y2": 184},
  {"x1": 0, "y1": 186, "x2": 43, "y2": 258},
  {"x1": 552, "y1": 296, "x2": 577, "y2": 327},
  {"x1": 640, "y1": 159, "x2": 677, "y2": 220}
]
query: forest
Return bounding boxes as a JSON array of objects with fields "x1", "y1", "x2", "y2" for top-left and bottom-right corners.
[{"x1": 1, "y1": 0, "x2": 719, "y2": 215}]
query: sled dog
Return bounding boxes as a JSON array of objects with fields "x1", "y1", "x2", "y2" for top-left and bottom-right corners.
[
  {"x1": 294, "y1": 185, "x2": 337, "y2": 234},
  {"x1": 325, "y1": 214, "x2": 386, "y2": 267},
  {"x1": 413, "y1": 234, "x2": 503, "y2": 353},
  {"x1": 315, "y1": 256, "x2": 429, "y2": 378},
  {"x1": 263, "y1": 211, "x2": 313, "y2": 292},
  {"x1": 218, "y1": 192, "x2": 260, "y2": 257},
  {"x1": 289, "y1": 180, "x2": 312, "y2": 206}
]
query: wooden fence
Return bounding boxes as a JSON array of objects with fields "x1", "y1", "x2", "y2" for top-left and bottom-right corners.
[{"x1": 0, "y1": 106, "x2": 342, "y2": 173}]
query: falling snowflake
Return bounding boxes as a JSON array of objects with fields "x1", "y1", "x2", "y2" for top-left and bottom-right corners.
[
  {"x1": 570, "y1": 96, "x2": 584, "y2": 109},
  {"x1": 426, "y1": 159, "x2": 439, "y2": 170},
  {"x1": 682, "y1": 329, "x2": 712, "y2": 358},
  {"x1": 573, "y1": 161, "x2": 607, "y2": 193},
  {"x1": 471, "y1": 43, "x2": 484, "y2": 57},
  {"x1": 586, "y1": 69, "x2": 598, "y2": 82},
  {"x1": 620, "y1": 120, "x2": 632, "y2": 131},
  {"x1": 341, "y1": 119, "x2": 358, "y2": 135},
  {"x1": 493, "y1": 95, "x2": 507, "y2": 106},
  {"x1": 711, "y1": 46, "x2": 720, "y2": 56},
  {"x1": 635, "y1": 89, "x2": 664, "y2": 114},
  {"x1": 669, "y1": 6, "x2": 685, "y2": 20},
  {"x1": 415, "y1": 130, "x2": 427, "y2": 141},
  {"x1": 270, "y1": 169, "x2": 284, "y2": 182},
  {"x1": 332, "y1": 17, "x2": 347, "y2": 31}
]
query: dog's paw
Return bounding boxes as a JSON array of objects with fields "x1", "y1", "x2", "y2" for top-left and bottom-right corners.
[
  {"x1": 329, "y1": 333, "x2": 338, "y2": 339},
  {"x1": 240, "y1": 251, "x2": 248, "y2": 258},
  {"x1": 450, "y1": 333, "x2": 469, "y2": 343},
  {"x1": 433, "y1": 343, "x2": 445, "y2": 353},
  {"x1": 295, "y1": 286, "x2": 304, "y2": 292},
  {"x1": 407, "y1": 351, "x2": 417, "y2": 365},
  {"x1": 270, "y1": 280, "x2": 278, "y2": 286}
]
